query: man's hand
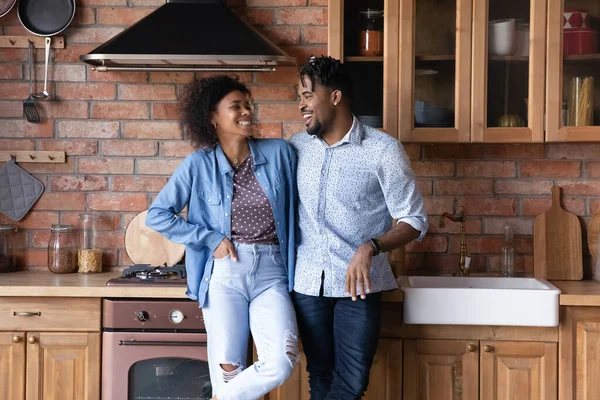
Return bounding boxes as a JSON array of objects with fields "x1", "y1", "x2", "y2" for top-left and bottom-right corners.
[
  {"x1": 345, "y1": 243, "x2": 374, "y2": 301},
  {"x1": 214, "y1": 238, "x2": 238, "y2": 261}
]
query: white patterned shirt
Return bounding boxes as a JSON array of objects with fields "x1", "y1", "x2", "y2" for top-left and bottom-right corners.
[{"x1": 289, "y1": 117, "x2": 427, "y2": 297}]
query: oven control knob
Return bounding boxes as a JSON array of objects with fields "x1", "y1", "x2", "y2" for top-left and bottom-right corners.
[
  {"x1": 137, "y1": 311, "x2": 149, "y2": 322},
  {"x1": 169, "y1": 309, "x2": 184, "y2": 324}
]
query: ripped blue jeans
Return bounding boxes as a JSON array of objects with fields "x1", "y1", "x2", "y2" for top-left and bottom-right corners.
[{"x1": 202, "y1": 243, "x2": 299, "y2": 400}]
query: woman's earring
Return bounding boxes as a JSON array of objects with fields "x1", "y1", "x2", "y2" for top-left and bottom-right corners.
[{"x1": 213, "y1": 123, "x2": 217, "y2": 131}]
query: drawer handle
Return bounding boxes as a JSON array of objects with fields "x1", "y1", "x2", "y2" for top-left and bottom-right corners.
[{"x1": 13, "y1": 311, "x2": 41, "y2": 317}]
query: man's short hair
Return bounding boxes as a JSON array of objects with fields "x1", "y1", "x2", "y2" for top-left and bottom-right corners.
[{"x1": 300, "y1": 55, "x2": 353, "y2": 105}]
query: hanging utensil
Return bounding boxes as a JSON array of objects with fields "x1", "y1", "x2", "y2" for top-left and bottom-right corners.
[
  {"x1": 17, "y1": 0, "x2": 75, "y2": 36},
  {"x1": 23, "y1": 42, "x2": 40, "y2": 123},
  {"x1": 0, "y1": 0, "x2": 17, "y2": 18},
  {"x1": 32, "y1": 37, "x2": 51, "y2": 100}
]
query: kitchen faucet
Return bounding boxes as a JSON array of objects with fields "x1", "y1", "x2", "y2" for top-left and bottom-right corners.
[{"x1": 439, "y1": 206, "x2": 470, "y2": 276}]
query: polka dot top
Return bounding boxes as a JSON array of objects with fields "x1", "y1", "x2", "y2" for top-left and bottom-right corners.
[{"x1": 231, "y1": 155, "x2": 278, "y2": 245}]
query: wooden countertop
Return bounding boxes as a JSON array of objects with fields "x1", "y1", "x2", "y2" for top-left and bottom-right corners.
[{"x1": 551, "y1": 280, "x2": 600, "y2": 306}]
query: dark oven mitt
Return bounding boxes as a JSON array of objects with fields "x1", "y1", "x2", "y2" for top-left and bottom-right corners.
[{"x1": 0, "y1": 160, "x2": 44, "y2": 221}]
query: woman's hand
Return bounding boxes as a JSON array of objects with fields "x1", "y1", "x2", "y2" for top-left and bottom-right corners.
[{"x1": 214, "y1": 238, "x2": 238, "y2": 261}]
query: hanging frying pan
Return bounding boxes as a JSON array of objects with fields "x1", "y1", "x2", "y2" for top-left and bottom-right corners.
[
  {"x1": 0, "y1": 0, "x2": 17, "y2": 18},
  {"x1": 17, "y1": 0, "x2": 75, "y2": 36}
]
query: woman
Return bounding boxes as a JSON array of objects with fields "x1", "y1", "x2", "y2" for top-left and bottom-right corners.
[{"x1": 146, "y1": 75, "x2": 298, "y2": 400}]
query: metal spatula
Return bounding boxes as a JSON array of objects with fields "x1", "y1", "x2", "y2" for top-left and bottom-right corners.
[{"x1": 23, "y1": 42, "x2": 40, "y2": 123}]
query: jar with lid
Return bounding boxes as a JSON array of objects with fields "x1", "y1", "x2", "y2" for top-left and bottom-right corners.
[
  {"x1": 0, "y1": 224, "x2": 18, "y2": 273},
  {"x1": 359, "y1": 9, "x2": 384, "y2": 57},
  {"x1": 48, "y1": 225, "x2": 77, "y2": 274},
  {"x1": 78, "y1": 213, "x2": 102, "y2": 273}
]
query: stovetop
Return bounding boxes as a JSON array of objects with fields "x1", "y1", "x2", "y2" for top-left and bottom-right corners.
[{"x1": 106, "y1": 264, "x2": 187, "y2": 286}]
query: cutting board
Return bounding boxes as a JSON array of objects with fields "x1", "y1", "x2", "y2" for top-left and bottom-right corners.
[
  {"x1": 124, "y1": 210, "x2": 185, "y2": 266},
  {"x1": 588, "y1": 207, "x2": 600, "y2": 260},
  {"x1": 534, "y1": 185, "x2": 583, "y2": 280}
]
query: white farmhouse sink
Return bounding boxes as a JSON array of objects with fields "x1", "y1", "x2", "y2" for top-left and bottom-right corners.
[{"x1": 399, "y1": 276, "x2": 561, "y2": 327}]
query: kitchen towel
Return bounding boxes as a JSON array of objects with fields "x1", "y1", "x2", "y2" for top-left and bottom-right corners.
[{"x1": 0, "y1": 160, "x2": 44, "y2": 221}]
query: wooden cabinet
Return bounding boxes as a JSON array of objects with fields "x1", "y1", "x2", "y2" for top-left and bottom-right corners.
[
  {"x1": 404, "y1": 339, "x2": 557, "y2": 400},
  {"x1": 559, "y1": 306, "x2": 600, "y2": 400},
  {"x1": 0, "y1": 298, "x2": 101, "y2": 400}
]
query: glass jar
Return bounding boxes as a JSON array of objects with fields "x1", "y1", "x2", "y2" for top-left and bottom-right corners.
[
  {"x1": 0, "y1": 224, "x2": 17, "y2": 273},
  {"x1": 48, "y1": 225, "x2": 77, "y2": 274},
  {"x1": 78, "y1": 213, "x2": 102, "y2": 273},
  {"x1": 359, "y1": 9, "x2": 384, "y2": 57}
]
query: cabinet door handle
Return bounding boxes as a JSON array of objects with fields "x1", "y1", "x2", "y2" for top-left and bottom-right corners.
[
  {"x1": 483, "y1": 345, "x2": 493, "y2": 353},
  {"x1": 12, "y1": 336, "x2": 21, "y2": 343},
  {"x1": 13, "y1": 311, "x2": 41, "y2": 317},
  {"x1": 28, "y1": 336, "x2": 36, "y2": 344},
  {"x1": 466, "y1": 344, "x2": 477, "y2": 352}
]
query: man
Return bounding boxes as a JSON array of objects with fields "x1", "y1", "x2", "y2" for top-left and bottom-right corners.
[{"x1": 289, "y1": 55, "x2": 428, "y2": 400}]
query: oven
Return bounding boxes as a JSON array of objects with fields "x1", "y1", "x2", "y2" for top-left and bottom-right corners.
[{"x1": 102, "y1": 299, "x2": 212, "y2": 400}]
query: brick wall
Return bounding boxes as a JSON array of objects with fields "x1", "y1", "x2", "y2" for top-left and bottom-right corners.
[{"x1": 0, "y1": 1, "x2": 596, "y2": 277}]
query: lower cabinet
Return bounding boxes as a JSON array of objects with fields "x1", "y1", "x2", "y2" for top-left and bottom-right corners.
[{"x1": 404, "y1": 339, "x2": 557, "y2": 400}]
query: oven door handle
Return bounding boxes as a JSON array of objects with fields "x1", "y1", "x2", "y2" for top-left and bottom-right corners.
[{"x1": 118, "y1": 340, "x2": 205, "y2": 347}]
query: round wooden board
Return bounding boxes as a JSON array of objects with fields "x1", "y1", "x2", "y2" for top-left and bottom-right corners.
[
  {"x1": 588, "y1": 208, "x2": 600, "y2": 260},
  {"x1": 124, "y1": 210, "x2": 185, "y2": 266}
]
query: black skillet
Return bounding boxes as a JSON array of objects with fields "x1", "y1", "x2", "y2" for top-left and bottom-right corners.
[
  {"x1": 17, "y1": 0, "x2": 76, "y2": 36},
  {"x1": 0, "y1": 0, "x2": 17, "y2": 18}
]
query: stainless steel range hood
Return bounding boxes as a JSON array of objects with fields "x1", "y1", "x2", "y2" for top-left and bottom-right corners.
[{"x1": 80, "y1": 0, "x2": 296, "y2": 72}]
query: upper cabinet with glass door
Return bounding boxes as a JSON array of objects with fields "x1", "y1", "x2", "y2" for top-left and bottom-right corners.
[
  {"x1": 546, "y1": 0, "x2": 600, "y2": 141},
  {"x1": 471, "y1": 0, "x2": 547, "y2": 142},
  {"x1": 399, "y1": 0, "x2": 473, "y2": 143},
  {"x1": 329, "y1": 0, "x2": 400, "y2": 136}
]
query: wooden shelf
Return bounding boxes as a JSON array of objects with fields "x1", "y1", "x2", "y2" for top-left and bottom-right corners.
[
  {"x1": 0, "y1": 36, "x2": 65, "y2": 49},
  {"x1": 0, "y1": 151, "x2": 65, "y2": 163},
  {"x1": 564, "y1": 53, "x2": 600, "y2": 61},
  {"x1": 489, "y1": 55, "x2": 529, "y2": 61},
  {"x1": 415, "y1": 55, "x2": 455, "y2": 61},
  {"x1": 345, "y1": 56, "x2": 383, "y2": 62}
]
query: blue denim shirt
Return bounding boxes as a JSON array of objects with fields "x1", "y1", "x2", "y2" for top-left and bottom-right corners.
[{"x1": 146, "y1": 138, "x2": 297, "y2": 307}]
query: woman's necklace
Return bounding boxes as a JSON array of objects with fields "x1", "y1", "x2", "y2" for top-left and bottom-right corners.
[{"x1": 231, "y1": 151, "x2": 249, "y2": 166}]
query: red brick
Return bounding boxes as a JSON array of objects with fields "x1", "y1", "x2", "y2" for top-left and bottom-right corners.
[
  {"x1": 119, "y1": 250, "x2": 134, "y2": 266},
  {"x1": 0, "y1": 120, "x2": 54, "y2": 138},
  {"x1": 244, "y1": 9, "x2": 274, "y2": 25},
  {"x1": 250, "y1": 85, "x2": 297, "y2": 101},
  {"x1": 31, "y1": 231, "x2": 51, "y2": 248},
  {"x1": 584, "y1": 162, "x2": 600, "y2": 178},
  {"x1": 523, "y1": 197, "x2": 585, "y2": 216},
  {"x1": 39, "y1": 140, "x2": 98, "y2": 156},
  {"x1": 260, "y1": 26, "x2": 301, "y2": 45},
  {"x1": 411, "y1": 161, "x2": 454, "y2": 177},
  {"x1": 487, "y1": 254, "x2": 533, "y2": 274},
  {"x1": 0, "y1": 49, "x2": 27, "y2": 62},
  {"x1": 56, "y1": 83, "x2": 117, "y2": 100},
  {"x1": 495, "y1": 180, "x2": 552, "y2": 195},
  {"x1": 277, "y1": 8, "x2": 327, "y2": 25},
  {"x1": 194, "y1": 72, "x2": 253, "y2": 83},
  {"x1": 301, "y1": 26, "x2": 328, "y2": 44},
  {"x1": 72, "y1": 7, "x2": 96, "y2": 25},
  {"x1": 258, "y1": 103, "x2": 301, "y2": 121},
  {"x1": 102, "y1": 140, "x2": 157, "y2": 156},
  {"x1": 152, "y1": 103, "x2": 182, "y2": 120},
  {"x1": 403, "y1": 144, "x2": 421, "y2": 160},
  {"x1": 123, "y1": 121, "x2": 182, "y2": 139},
  {"x1": 57, "y1": 120, "x2": 119, "y2": 138},
  {"x1": 452, "y1": 236, "x2": 532, "y2": 254},
  {"x1": 428, "y1": 218, "x2": 482, "y2": 235},
  {"x1": 159, "y1": 141, "x2": 196, "y2": 157},
  {"x1": 520, "y1": 161, "x2": 581, "y2": 178},
  {"x1": 50, "y1": 176, "x2": 109, "y2": 191},
  {"x1": 406, "y1": 235, "x2": 448, "y2": 253},
  {"x1": 32, "y1": 193, "x2": 86, "y2": 211},
  {"x1": 111, "y1": 176, "x2": 168, "y2": 192},
  {"x1": 254, "y1": 67, "x2": 298, "y2": 85},
  {"x1": 102, "y1": 249, "x2": 119, "y2": 268},
  {"x1": 130, "y1": 0, "x2": 161, "y2": 5},
  {"x1": 423, "y1": 144, "x2": 483, "y2": 159},
  {"x1": 457, "y1": 198, "x2": 518, "y2": 216},
  {"x1": 456, "y1": 161, "x2": 516, "y2": 177},
  {"x1": 309, "y1": 0, "x2": 327, "y2": 6},
  {"x1": 547, "y1": 144, "x2": 600, "y2": 160},
  {"x1": 283, "y1": 122, "x2": 306, "y2": 139},
  {"x1": 137, "y1": 159, "x2": 183, "y2": 175},
  {"x1": 0, "y1": 65, "x2": 22, "y2": 80},
  {"x1": 54, "y1": 45, "x2": 97, "y2": 63},
  {"x1": 88, "y1": 193, "x2": 147, "y2": 211},
  {"x1": 37, "y1": 101, "x2": 89, "y2": 119},
  {"x1": 89, "y1": 70, "x2": 148, "y2": 83},
  {"x1": 417, "y1": 179, "x2": 433, "y2": 196},
  {"x1": 248, "y1": 0, "x2": 306, "y2": 5},
  {"x1": 435, "y1": 180, "x2": 493, "y2": 195},
  {"x1": 79, "y1": 0, "x2": 126, "y2": 5},
  {"x1": 21, "y1": 158, "x2": 75, "y2": 174},
  {"x1": 119, "y1": 84, "x2": 177, "y2": 101},
  {"x1": 0, "y1": 101, "x2": 22, "y2": 117},
  {"x1": 61, "y1": 212, "x2": 119, "y2": 230},
  {"x1": 16, "y1": 250, "x2": 48, "y2": 268},
  {"x1": 122, "y1": 213, "x2": 139, "y2": 228},
  {"x1": 4, "y1": 26, "x2": 28, "y2": 36},
  {"x1": 150, "y1": 72, "x2": 195, "y2": 84},
  {"x1": 256, "y1": 123, "x2": 283, "y2": 138},
  {"x1": 484, "y1": 218, "x2": 534, "y2": 235},
  {"x1": 97, "y1": 7, "x2": 153, "y2": 25},
  {"x1": 96, "y1": 231, "x2": 125, "y2": 249},
  {"x1": 0, "y1": 212, "x2": 58, "y2": 230},
  {"x1": 556, "y1": 180, "x2": 600, "y2": 196},
  {"x1": 0, "y1": 139, "x2": 35, "y2": 150},
  {"x1": 0, "y1": 83, "x2": 31, "y2": 99},
  {"x1": 423, "y1": 197, "x2": 454, "y2": 215},
  {"x1": 281, "y1": 46, "x2": 327, "y2": 64},
  {"x1": 68, "y1": 27, "x2": 124, "y2": 44},
  {"x1": 483, "y1": 144, "x2": 546, "y2": 159},
  {"x1": 92, "y1": 102, "x2": 149, "y2": 119},
  {"x1": 31, "y1": 64, "x2": 86, "y2": 82},
  {"x1": 78, "y1": 158, "x2": 134, "y2": 174}
]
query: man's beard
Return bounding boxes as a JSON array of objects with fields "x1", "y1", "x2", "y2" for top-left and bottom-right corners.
[{"x1": 307, "y1": 120, "x2": 324, "y2": 137}]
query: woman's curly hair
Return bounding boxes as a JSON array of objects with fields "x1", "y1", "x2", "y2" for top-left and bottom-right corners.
[{"x1": 182, "y1": 75, "x2": 251, "y2": 149}]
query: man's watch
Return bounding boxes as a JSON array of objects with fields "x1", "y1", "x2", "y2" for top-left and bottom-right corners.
[{"x1": 369, "y1": 238, "x2": 383, "y2": 256}]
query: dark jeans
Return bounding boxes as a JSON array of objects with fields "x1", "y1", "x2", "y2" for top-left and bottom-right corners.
[{"x1": 292, "y1": 291, "x2": 382, "y2": 400}]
